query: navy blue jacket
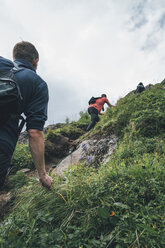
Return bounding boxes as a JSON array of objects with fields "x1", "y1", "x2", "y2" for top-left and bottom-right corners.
[{"x1": 0, "y1": 57, "x2": 48, "y2": 155}]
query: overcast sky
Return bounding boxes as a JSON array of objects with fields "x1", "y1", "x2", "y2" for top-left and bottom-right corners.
[{"x1": 1, "y1": 0, "x2": 165, "y2": 124}]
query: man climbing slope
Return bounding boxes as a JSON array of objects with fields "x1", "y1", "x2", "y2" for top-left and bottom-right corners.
[
  {"x1": 87, "y1": 94, "x2": 114, "y2": 131},
  {"x1": 135, "y1": 82, "x2": 145, "y2": 94},
  {"x1": 0, "y1": 41, "x2": 53, "y2": 189}
]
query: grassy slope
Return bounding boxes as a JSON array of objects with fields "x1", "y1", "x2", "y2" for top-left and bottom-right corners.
[
  {"x1": 1, "y1": 82, "x2": 165, "y2": 247},
  {"x1": 11, "y1": 112, "x2": 90, "y2": 172}
]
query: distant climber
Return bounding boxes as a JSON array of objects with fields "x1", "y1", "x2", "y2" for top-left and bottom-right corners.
[
  {"x1": 135, "y1": 82, "x2": 145, "y2": 94},
  {"x1": 87, "y1": 94, "x2": 114, "y2": 131}
]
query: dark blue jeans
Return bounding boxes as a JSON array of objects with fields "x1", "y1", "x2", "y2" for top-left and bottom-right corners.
[
  {"x1": 87, "y1": 107, "x2": 100, "y2": 131},
  {"x1": 0, "y1": 150, "x2": 11, "y2": 189}
]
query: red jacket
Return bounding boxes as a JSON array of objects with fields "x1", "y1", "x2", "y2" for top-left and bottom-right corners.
[{"x1": 89, "y1": 97, "x2": 110, "y2": 113}]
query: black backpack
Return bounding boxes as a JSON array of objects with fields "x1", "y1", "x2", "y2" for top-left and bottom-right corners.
[
  {"x1": 88, "y1": 96, "x2": 101, "y2": 105},
  {"x1": 0, "y1": 64, "x2": 25, "y2": 131}
]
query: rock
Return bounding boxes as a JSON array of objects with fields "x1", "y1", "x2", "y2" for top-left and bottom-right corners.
[
  {"x1": 45, "y1": 134, "x2": 73, "y2": 161},
  {"x1": 52, "y1": 134, "x2": 118, "y2": 176},
  {"x1": 60, "y1": 129, "x2": 84, "y2": 140},
  {"x1": 145, "y1": 84, "x2": 154, "y2": 90},
  {"x1": 52, "y1": 140, "x2": 92, "y2": 175},
  {"x1": 18, "y1": 168, "x2": 31, "y2": 173}
]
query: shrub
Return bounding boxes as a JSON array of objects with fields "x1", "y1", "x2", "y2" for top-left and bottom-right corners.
[{"x1": 11, "y1": 144, "x2": 34, "y2": 173}]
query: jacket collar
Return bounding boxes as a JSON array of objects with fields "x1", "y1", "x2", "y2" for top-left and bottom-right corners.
[{"x1": 14, "y1": 58, "x2": 36, "y2": 72}]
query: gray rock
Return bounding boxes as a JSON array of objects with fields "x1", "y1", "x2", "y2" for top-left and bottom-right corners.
[{"x1": 53, "y1": 134, "x2": 118, "y2": 176}]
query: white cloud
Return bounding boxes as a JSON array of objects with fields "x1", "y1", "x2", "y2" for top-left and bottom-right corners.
[{"x1": 1, "y1": 0, "x2": 165, "y2": 123}]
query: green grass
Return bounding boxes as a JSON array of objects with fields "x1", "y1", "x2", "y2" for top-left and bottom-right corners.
[
  {"x1": 0, "y1": 159, "x2": 165, "y2": 247},
  {"x1": 46, "y1": 111, "x2": 90, "y2": 141},
  {"x1": 92, "y1": 83, "x2": 165, "y2": 138},
  {"x1": 1, "y1": 135, "x2": 165, "y2": 247},
  {"x1": 11, "y1": 144, "x2": 34, "y2": 173},
  {"x1": 1, "y1": 82, "x2": 165, "y2": 247}
]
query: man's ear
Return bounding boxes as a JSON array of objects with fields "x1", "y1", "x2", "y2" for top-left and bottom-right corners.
[{"x1": 32, "y1": 58, "x2": 38, "y2": 69}]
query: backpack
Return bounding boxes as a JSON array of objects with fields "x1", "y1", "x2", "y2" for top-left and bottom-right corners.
[
  {"x1": 88, "y1": 96, "x2": 101, "y2": 105},
  {"x1": 0, "y1": 63, "x2": 25, "y2": 131}
]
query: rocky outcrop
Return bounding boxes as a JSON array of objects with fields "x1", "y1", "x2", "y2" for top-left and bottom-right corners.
[
  {"x1": 45, "y1": 133, "x2": 76, "y2": 162},
  {"x1": 145, "y1": 84, "x2": 154, "y2": 90},
  {"x1": 53, "y1": 134, "x2": 118, "y2": 175}
]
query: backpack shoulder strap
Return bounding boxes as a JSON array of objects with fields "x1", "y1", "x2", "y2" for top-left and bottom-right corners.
[
  {"x1": 12, "y1": 62, "x2": 23, "y2": 73},
  {"x1": 18, "y1": 116, "x2": 26, "y2": 133},
  {"x1": 10, "y1": 114, "x2": 26, "y2": 133},
  {"x1": 11, "y1": 62, "x2": 26, "y2": 131}
]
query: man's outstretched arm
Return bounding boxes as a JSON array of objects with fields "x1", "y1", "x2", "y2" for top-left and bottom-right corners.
[
  {"x1": 28, "y1": 129, "x2": 53, "y2": 188},
  {"x1": 107, "y1": 101, "x2": 115, "y2": 108}
]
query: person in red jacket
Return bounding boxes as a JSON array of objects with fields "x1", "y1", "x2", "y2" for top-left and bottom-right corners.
[{"x1": 87, "y1": 94, "x2": 114, "y2": 131}]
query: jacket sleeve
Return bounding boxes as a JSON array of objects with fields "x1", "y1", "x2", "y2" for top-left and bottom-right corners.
[
  {"x1": 103, "y1": 97, "x2": 110, "y2": 105},
  {"x1": 24, "y1": 79, "x2": 49, "y2": 131}
]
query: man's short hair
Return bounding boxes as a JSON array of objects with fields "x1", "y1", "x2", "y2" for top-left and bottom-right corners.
[
  {"x1": 101, "y1": 94, "x2": 107, "y2": 98},
  {"x1": 13, "y1": 41, "x2": 39, "y2": 63}
]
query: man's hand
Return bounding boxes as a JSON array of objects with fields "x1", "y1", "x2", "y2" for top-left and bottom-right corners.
[
  {"x1": 28, "y1": 129, "x2": 53, "y2": 189},
  {"x1": 39, "y1": 173, "x2": 53, "y2": 189}
]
